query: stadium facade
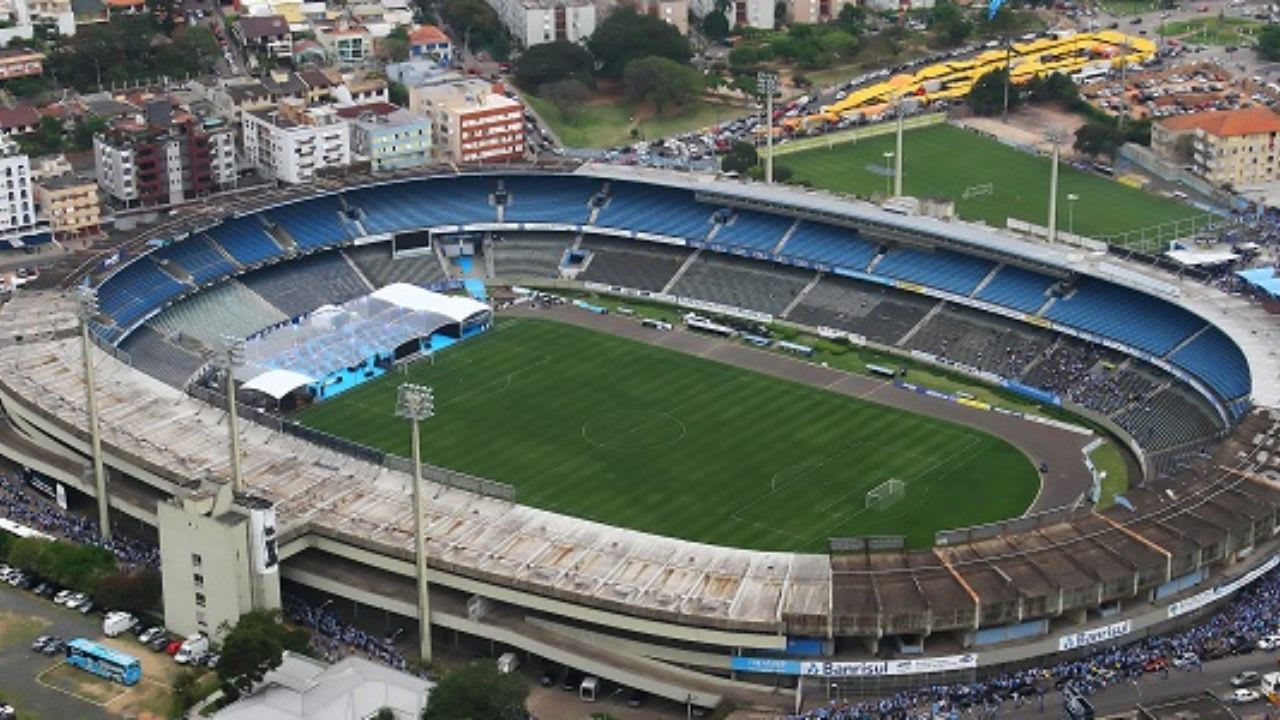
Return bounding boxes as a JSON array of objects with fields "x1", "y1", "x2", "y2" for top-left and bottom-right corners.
[{"x1": 1, "y1": 166, "x2": 1278, "y2": 710}]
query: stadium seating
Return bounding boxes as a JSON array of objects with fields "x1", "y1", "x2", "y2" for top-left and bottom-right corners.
[
  {"x1": 975, "y1": 265, "x2": 1056, "y2": 313},
  {"x1": 344, "y1": 243, "x2": 447, "y2": 288},
  {"x1": 239, "y1": 251, "x2": 370, "y2": 319},
  {"x1": 1169, "y1": 325, "x2": 1251, "y2": 401},
  {"x1": 1044, "y1": 279, "x2": 1203, "y2": 356},
  {"x1": 491, "y1": 232, "x2": 569, "y2": 279},
  {"x1": 779, "y1": 222, "x2": 879, "y2": 271},
  {"x1": 151, "y1": 236, "x2": 237, "y2": 286},
  {"x1": 712, "y1": 209, "x2": 795, "y2": 251},
  {"x1": 119, "y1": 326, "x2": 205, "y2": 389},
  {"x1": 262, "y1": 196, "x2": 354, "y2": 251},
  {"x1": 1114, "y1": 385, "x2": 1224, "y2": 452},
  {"x1": 502, "y1": 176, "x2": 598, "y2": 224},
  {"x1": 204, "y1": 216, "x2": 286, "y2": 267},
  {"x1": 785, "y1": 275, "x2": 937, "y2": 346},
  {"x1": 577, "y1": 236, "x2": 691, "y2": 292},
  {"x1": 594, "y1": 183, "x2": 714, "y2": 240},
  {"x1": 669, "y1": 253, "x2": 813, "y2": 315},
  {"x1": 873, "y1": 247, "x2": 996, "y2": 296},
  {"x1": 345, "y1": 177, "x2": 496, "y2": 233},
  {"x1": 905, "y1": 305, "x2": 1052, "y2": 378},
  {"x1": 148, "y1": 280, "x2": 287, "y2": 349},
  {"x1": 96, "y1": 258, "x2": 191, "y2": 329}
]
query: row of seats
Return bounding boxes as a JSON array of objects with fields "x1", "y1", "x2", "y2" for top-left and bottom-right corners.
[
  {"x1": 577, "y1": 236, "x2": 691, "y2": 292},
  {"x1": 345, "y1": 243, "x2": 447, "y2": 288},
  {"x1": 1045, "y1": 279, "x2": 1204, "y2": 357},
  {"x1": 119, "y1": 326, "x2": 205, "y2": 389},
  {"x1": 1169, "y1": 325, "x2": 1251, "y2": 401},
  {"x1": 147, "y1": 279, "x2": 288, "y2": 349},
  {"x1": 490, "y1": 233, "x2": 568, "y2": 279},
  {"x1": 873, "y1": 247, "x2": 996, "y2": 297},
  {"x1": 204, "y1": 216, "x2": 286, "y2": 267},
  {"x1": 151, "y1": 236, "x2": 237, "y2": 286},
  {"x1": 713, "y1": 210, "x2": 794, "y2": 251},
  {"x1": 262, "y1": 196, "x2": 354, "y2": 251},
  {"x1": 97, "y1": 258, "x2": 191, "y2": 329},
  {"x1": 238, "y1": 251, "x2": 371, "y2": 319},
  {"x1": 779, "y1": 222, "x2": 879, "y2": 271}
]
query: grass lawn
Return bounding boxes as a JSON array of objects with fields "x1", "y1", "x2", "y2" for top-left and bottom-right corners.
[
  {"x1": 1158, "y1": 17, "x2": 1261, "y2": 46},
  {"x1": 1099, "y1": 0, "x2": 1160, "y2": 15},
  {"x1": 782, "y1": 124, "x2": 1201, "y2": 241},
  {"x1": 295, "y1": 318, "x2": 1038, "y2": 551},
  {"x1": 0, "y1": 610, "x2": 49, "y2": 650},
  {"x1": 525, "y1": 93, "x2": 740, "y2": 149},
  {"x1": 1089, "y1": 440, "x2": 1130, "y2": 510}
]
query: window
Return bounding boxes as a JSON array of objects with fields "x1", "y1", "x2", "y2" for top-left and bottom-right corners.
[
  {"x1": 195, "y1": 592, "x2": 206, "y2": 607},
  {"x1": 192, "y1": 553, "x2": 203, "y2": 568},
  {"x1": 193, "y1": 573, "x2": 204, "y2": 588}
]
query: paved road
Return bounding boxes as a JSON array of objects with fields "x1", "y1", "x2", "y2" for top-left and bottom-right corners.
[
  {"x1": 504, "y1": 304, "x2": 1097, "y2": 513},
  {"x1": 0, "y1": 585, "x2": 112, "y2": 720}
]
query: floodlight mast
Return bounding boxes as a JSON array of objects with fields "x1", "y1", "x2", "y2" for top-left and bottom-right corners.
[
  {"x1": 76, "y1": 287, "x2": 110, "y2": 542},
  {"x1": 758, "y1": 71, "x2": 778, "y2": 185},
  {"x1": 396, "y1": 383, "x2": 435, "y2": 663},
  {"x1": 223, "y1": 336, "x2": 246, "y2": 495}
]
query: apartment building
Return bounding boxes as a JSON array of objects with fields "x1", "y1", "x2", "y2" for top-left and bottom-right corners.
[
  {"x1": 94, "y1": 104, "x2": 236, "y2": 207},
  {"x1": 236, "y1": 15, "x2": 293, "y2": 59},
  {"x1": 408, "y1": 80, "x2": 523, "y2": 163},
  {"x1": 339, "y1": 103, "x2": 432, "y2": 172},
  {"x1": 241, "y1": 100, "x2": 351, "y2": 184},
  {"x1": 486, "y1": 0, "x2": 595, "y2": 47},
  {"x1": 0, "y1": 48, "x2": 42, "y2": 80},
  {"x1": 690, "y1": 0, "x2": 772, "y2": 29},
  {"x1": 408, "y1": 24, "x2": 453, "y2": 64},
  {"x1": 35, "y1": 175, "x2": 100, "y2": 242},
  {"x1": 788, "y1": 0, "x2": 856, "y2": 23},
  {"x1": 633, "y1": 0, "x2": 688, "y2": 34},
  {"x1": 0, "y1": 137, "x2": 37, "y2": 243},
  {"x1": 1153, "y1": 107, "x2": 1280, "y2": 189},
  {"x1": 315, "y1": 21, "x2": 373, "y2": 66}
]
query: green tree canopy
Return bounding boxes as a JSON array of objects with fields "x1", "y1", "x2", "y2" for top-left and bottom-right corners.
[
  {"x1": 929, "y1": 1, "x2": 973, "y2": 47},
  {"x1": 382, "y1": 25, "x2": 410, "y2": 62},
  {"x1": 6, "y1": 537, "x2": 115, "y2": 591},
  {"x1": 1073, "y1": 122, "x2": 1124, "y2": 158},
  {"x1": 967, "y1": 67, "x2": 1018, "y2": 116},
  {"x1": 621, "y1": 55, "x2": 705, "y2": 113},
  {"x1": 588, "y1": 7, "x2": 691, "y2": 78},
  {"x1": 701, "y1": 10, "x2": 730, "y2": 41},
  {"x1": 440, "y1": 0, "x2": 511, "y2": 60},
  {"x1": 1258, "y1": 24, "x2": 1280, "y2": 61},
  {"x1": 92, "y1": 569, "x2": 162, "y2": 614},
  {"x1": 720, "y1": 140, "x2": 758, "y2": 174},
  {"x1": 514, "y1": 40, "x2": 595, "y2": 92},
  {"x1": 421, "y1": 662, "x2": 528, "y2": 720},
  {"x1": 215, "y1": 610, "x2": 311, "y2": 698}
]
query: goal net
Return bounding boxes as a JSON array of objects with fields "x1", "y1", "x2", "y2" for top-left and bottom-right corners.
[{"x1": 865, "y1": 478, "x2": 906, "y2": 510}]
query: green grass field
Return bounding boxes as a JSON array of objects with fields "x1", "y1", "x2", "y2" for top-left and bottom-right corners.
[
  {"x1": 782, "y1": 124, "x2": 1202, "y2": 241},
  {"x1": 524, "y1": 93, "x2": 741, "y2": 149},
  {"x1": 295, "y1": 318, "x2": 1039, "y2": 551},
  {"x1": 1159, "y1": 17, "x2": 1261, "y2": 46}
]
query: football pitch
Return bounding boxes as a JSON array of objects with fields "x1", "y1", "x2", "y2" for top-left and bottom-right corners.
[
  {"x1": 782, "y1": 124, "x2": 1202, "y2": 242},
  {"x1": 295, "y1": 318, "x2": 1039, "y2": 552}
]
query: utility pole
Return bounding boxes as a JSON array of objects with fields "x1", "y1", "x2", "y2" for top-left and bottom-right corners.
[
  {"x1": 1002, "y1": 38, "x2": 1012, "y2": 124},
  {"x1": 396, "y1": 384, "x2": 435, "y2": 663},
  {"x1": 758, "y1": 71, "x2": 778, "y2": 184},
  {"x1": 76, "y1": 288, "x2": 110, "y2": 542},
  {"x1": 222, "y1": 336, "x2": 245, "y2": 495}
]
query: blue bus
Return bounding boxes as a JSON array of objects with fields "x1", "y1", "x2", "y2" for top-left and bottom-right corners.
[{"x1": 65, "y1": 638, "x2": 142, "y2": 686}]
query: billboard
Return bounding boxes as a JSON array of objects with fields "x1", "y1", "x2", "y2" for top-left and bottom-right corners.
[{"x1": 248, "y1": 506, "x2": 280, "y2": 575}]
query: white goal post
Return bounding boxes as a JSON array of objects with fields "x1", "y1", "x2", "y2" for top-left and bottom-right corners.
[{"x1": 865, "y1": 478, "x2": 906, "y2": 510}]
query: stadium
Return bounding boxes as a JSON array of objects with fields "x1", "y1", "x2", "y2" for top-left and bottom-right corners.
[{"x1": 1, "y1": 165, "x2": 1279, "y2": 712}]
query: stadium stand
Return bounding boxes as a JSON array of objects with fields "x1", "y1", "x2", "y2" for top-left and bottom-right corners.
[
  {"x1": 147, "y1": 280, "x2": 287, "y2": 349},
  {"x1": 785, "y1": 275, "x2": 937, "y2": 345},
  {"x1": 1114, "y1": 385, "x2": 1224, "y2": 451},
  {"x1": 119, "y1": 326, "x2": 205, "y2": 389},
  {"x1": 975, "y1": 265, "x2": 1056, "y2": 313},
  {"x1": 204, "y1": 216, "x2": 286, "y2": 267},
  {"x1": 712, "y1": 209, "x2": 795, "y2": 251},
  {"x1": 577, "y1": 236, "x2": 691, "y2": 292},
  {"x1": 238, "y1": 251, "x2": 369, "y2": 319},
  {"x1": 96, "y1": 258, "x2": 191, "y2": 329},
  {"x1": 344, "y1": 243, "x2": 447, "y2": 288},
  {"x1": 1045, "y1": 279, "x2": 1203, "y2": 356},
  {"x1": 1169, "y1": 326, "x2": 1251, "y2": 401},
  {"x1": 490, "y1": 232, "x2": 569, "y2": 279},
  {"x1": 779, "y1": 222, "x2": 880, "y2": 270},
  {"x1": 501, "y1": 176, "x2": 598, "y2": 224},
  {"x1": 151, "y1": 236, "x2": 237, "y2": 286},
  {"x1": 904, "y1": 305, "x2": 1052, "y2": 378},
  {"x1": 262, "y1": 196, "x2": 354, "y2": 251},
  {"x1": 670, "y1": 253, "x2": 813, "y2": 315},
  {"x1": 594, "y1": 183, "x2": 714, "y2": 240},
  {"x1": 345, "y1": 177, "x2": 496, "y2": 233},
  {"x1": 873, "y1": 247, "x2": 996, "y2": 296}
]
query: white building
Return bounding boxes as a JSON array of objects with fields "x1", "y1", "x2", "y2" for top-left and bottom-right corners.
[
  {"x1": 93, "y1": 110, "x2": 237, "y2": 207},
  {"x1": 408, "y1": 80, "x2": 523, "y2": 163},
  {"x1": 486, "y1": 0, "x2": 595, "y2": 47},
  {"x1": 0, "y1": 137, "x2": 36, "y2": 241},
  {"x1": 242, "y1": 100, "x2": 352, "y2": 184},
  {"x1": 213, "y1": 652, "x2": 432, "y2": 720},
  {"x1": 339, "y1": 103, "x2": 433, "y2": 172}
]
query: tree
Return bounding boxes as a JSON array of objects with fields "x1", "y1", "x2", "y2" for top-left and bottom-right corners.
[
  {"x1": 389, "y1": 80, "x2": 409, "y2": 107},
  {"x1": 92, "y1": 569, "x2": 162, "y2": 614},
  {"x1": 216, "y1": 610, "x2": 310, "y2": 698},
  {"x1": 374, "y1": 709, "x2": 395, "y2": 720},
  {"x1": 540, "y1": 78, "x2": 589, "y2": 119},
  {"x1": 16, "y1": 115, "x2": 64, "y2": 156},
  {"x1": 621, "y1": 55, "x2": 704, "y2": 114},
  {"x1": 382, "y1": 25, "x2": 410, "y2": 62},
  {"x1": 836, "y1": 3, "x2": 864, "y2": 32},
  {"x1": 440, "y1": 0, "x2": 511, "y2": 60},
  {"x1": 929, "y1": 1, "x2": 973, "y2": 47},
  {"x1": 1026, "y1": 71, "x2": 1078, "y2": 105},
  {"x1": 1260, "y1": 24, "x2": 1280, "y2": 61},
  {"x1": 720, "y1": 140, "x2": 758, "y2": 174},
  {"x1": 421, "y1": 662, "x2": 528, "y2": 720},
  {"x1": 967, "y1": 67, "x2": 1018, "y2": 117},
  {"x1": 817, "y1": 30, "x2": 858, "y2": 60},
  {"x1": 701, "y1": 10, "x2": 730, "y2": 41},
  {"x1": 588, "y1": 7, "x2": 691, "y2": 78},
  {"x1": 1073, "y1": 122, "x2": 1123, "y2": 158},
  {"x1": 514, "y1": 40, "x2": 594, "y2": 92},
  {"x1": 6, "y1": 537, "x2": 114, "y2": 592}
]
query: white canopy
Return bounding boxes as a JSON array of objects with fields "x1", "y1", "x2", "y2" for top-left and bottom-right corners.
[
  {"x1": 370, "y1": 283, "x2": 489, "y2": 322},
  {"x1": 241, "y1": 368, "x2": 315, "y2": 400},
  {"x1": 1165, "y1": 248, "x2": 1239, "y2": 267}
]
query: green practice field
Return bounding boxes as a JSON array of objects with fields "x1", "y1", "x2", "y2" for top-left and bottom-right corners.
[
  {"x1": 782, "y1": 124, "x2": 1201, "y2": 241},
  {"x1": 295, "y1": 318, "x2": 1038, "y2": 551}
]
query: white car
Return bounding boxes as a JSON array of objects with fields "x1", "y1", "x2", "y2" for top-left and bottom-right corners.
[
  {"x1": 1258, "y1": 634, "x2": 1280, "y2": 650},
  {"x1": 1227, "y1": 689, "x2": 1261, "y2": 704},
  {"x1": 53, "y1": 589, "x2": 74, "y2": 605}
]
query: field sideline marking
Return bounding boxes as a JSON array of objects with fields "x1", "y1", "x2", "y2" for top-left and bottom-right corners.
[{"x1": 34, "y1": 661, "x2": 128, "y2": 708}]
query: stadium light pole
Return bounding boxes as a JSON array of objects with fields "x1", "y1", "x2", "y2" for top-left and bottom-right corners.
[
  {"x1": 882, "y1": 151, "x2": 894, "y2": 197},
  {"x1": 1046, "y1": 131, "x2": 1064, "y2": 244},
  {"x1": 1067, "y1": 193, "x2": 1079, "y2": 236},
  {"x1": 396, "y1": 383, "x2": 434, "y2": 664},
  {"x1": 76, "y1": 287, "x2": 111, "y2": 542},
  {"x1": 222, "y1": 336, "x2": 246, "y2": 495},
  {"x1": 757, "y1": 71, "x2": 778, "y2": 185},
  {"x1": 893, "y1": 92, "x2": 904, "y2": 197}
]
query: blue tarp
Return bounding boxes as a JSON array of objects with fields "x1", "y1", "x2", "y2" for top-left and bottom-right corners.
[{"x1": 1237, "y1": 267, "x2": 1280, "y2": 298}]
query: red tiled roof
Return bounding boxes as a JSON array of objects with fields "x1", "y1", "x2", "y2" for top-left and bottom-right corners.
[
  {"x1": 335, "y1": 102, "x2": 398, "y2": 119},
  {"x1": 1158, "y1": 106, "x2": 1280, "y2": 137},
  {"x1": 0, "y1": 103, "x2": 40, "y2": 130},
  {"x1": 409, "y1": 25, "x2": 450, "y2": 46}
]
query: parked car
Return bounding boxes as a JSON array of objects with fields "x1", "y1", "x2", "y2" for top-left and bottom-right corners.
[
  {"x1": 137, "y1": 627, "x2": 163, "y2": 644},
  {"x1": 0, "y1": 702, "x2": 15, "y2": 720},
  {"x1": 40, "y1": 637, "x2": 65, "y2": 656},
  {"x1": 165, "y1": 639, "x2": 183, "y2": 656},
  {"x1": 1258, "y1": 634, "x2": 1280, "y2": 651},
  {"x1": 147, "y1": 634, "x2": 171, "y2": 652},
  {"x1": 30, "y1": 635, "x2": 54, "y2": 652},
  {"x1": 1232, "y1": 670, "x2": 1260, "y2": 688},
  {"x1": 1226, "y1": 688, "x2": 1261, "y2": 704},
  {"x1": 203, "y1": 652, "x2": 221, "y2": 669}
]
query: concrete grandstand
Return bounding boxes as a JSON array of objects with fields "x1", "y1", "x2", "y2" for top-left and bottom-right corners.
[{"x1": 1, "y1": 167, "x2": 1278, "y2": 711}]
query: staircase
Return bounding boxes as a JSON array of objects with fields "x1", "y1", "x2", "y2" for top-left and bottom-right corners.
[
  {"x1": 896, "y1": 300, "x2": 946, "y2": 347},
  {"x1": 781, "y1": 272, "x2": 822, "y2": 319},
  {"x1": 661, "y1": 248, "x2": 702, "y2": 295}
]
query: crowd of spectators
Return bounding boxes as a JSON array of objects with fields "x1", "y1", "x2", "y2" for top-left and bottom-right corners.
[
  {"x1": 797, "y1": 565, "x2": 1280, "y2": 720},
  {"x1": 283, "y1": 595, "x2": 411, "y2": 673}
]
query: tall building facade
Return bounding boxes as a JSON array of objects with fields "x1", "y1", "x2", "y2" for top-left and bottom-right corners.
[{"x1": 409, "y1": 80, "x2": 523, "y2": 163}]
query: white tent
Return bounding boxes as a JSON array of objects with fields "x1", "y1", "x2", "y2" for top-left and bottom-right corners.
[
  {"x1": 241, "y1": 369, "x2": 316, "y2": 400},
  {"x1": 370, "y1": 283, "x2": 489, "y2": 323}
]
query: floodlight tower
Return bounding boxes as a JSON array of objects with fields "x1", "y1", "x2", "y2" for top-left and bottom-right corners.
[
  {"x1": 222, "y1": 336, "x2": 246, "y2": 494},
  {"x1": 1046, "y1": 130, "x2": 1065, "y2": 244},
  {"x1": 396, "y1": 383, "x2": 435, "y2": 663},
  {"x1": 893, "y1": 92, "x2": 904, "y2": 197},
  {"x1": 757, "y1": 71, "x2": 778, "y2": 185},
  {"x1": 76, "y1": 287, "x2": 110, "y2": 542}
]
